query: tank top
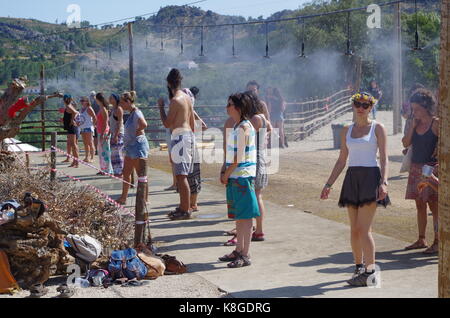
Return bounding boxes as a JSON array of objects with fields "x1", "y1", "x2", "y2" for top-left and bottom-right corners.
[
  {"x1": 96, "y1": 110, "x2": 109, "y2": 135},
  {"x1": 79, "y1": 107, "x2": 93, "y2": 130},
  {"x1": 256, "y1": 114, "x2": 267, "y2": 169},
  {"x1": 124, "y1": 109, "x2": 145, "y2": 147},
  {"x1": 412, "y1": 119, "x2": 438, "y2": 164},
  {"x1": 346, "y1": 120, "x2": 379, "y2": 167},
  {"x1": 109, "y1": 108, "x2": 124, "y2": 136},
  {"x1": 226, "y1": 120, "x2": 257, "y2": 179},
  {"x1": 63, "y1": 110, "x2": 72, "y2": 130}
]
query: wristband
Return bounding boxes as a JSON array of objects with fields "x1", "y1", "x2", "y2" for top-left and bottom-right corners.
[{"x1": 325, "y1": 183, "x2": 332, "y2": 189}]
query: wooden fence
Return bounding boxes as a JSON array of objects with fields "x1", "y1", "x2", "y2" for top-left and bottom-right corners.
[{"x1": 17, "y1": 89, "x2": 352, "y2": 149}]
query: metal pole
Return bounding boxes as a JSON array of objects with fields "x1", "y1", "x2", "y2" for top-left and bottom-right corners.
[
  {"x1": 393, "y1": 2, "x2": 403, "y2": 135},
  {"x1": 232, "y1": 24, "x2": 236, "y2": 57},
  {"x1": 51, "y1": 132, "x2": 57, "y2": 182},
  {"x1": 128, "y1": 22, "x2": 135, "y2": 91},
  {"x1": 40, "y1": 65, "x2": 46, "y2": 151}
]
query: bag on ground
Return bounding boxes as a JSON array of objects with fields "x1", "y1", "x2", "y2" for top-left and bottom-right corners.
[
  {"x1": 0, "y1": 250, "x2": 20, "y2": 294},
  {"x1": 65, "y1": 234, "x2": 102, "y2": 264},
  {"x1": 108, "y1": 248, "x2": 148, "y2": 280},
  {"x1": 137, "y1": 252, "x2": 165, "y2": 279}
]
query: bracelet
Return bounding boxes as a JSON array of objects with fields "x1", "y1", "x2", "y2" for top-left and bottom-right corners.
[{"x1": 325, "y1": 183, "x2": 332, "y2": 189}]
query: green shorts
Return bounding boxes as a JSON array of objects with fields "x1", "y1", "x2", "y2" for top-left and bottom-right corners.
[{"x1": 226, "y1": 177, "x2": 260, "y2": 220}]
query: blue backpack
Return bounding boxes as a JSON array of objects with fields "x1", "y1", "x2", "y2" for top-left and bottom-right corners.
[{"x1": 108, "y1": 248, "x2": 148, "y2": 280}]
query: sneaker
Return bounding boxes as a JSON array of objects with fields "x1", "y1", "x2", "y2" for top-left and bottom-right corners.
[
  {"x1": 352, "y1": 265, "x2": 365, "y2": 278},
  {"x1": 347, "y1": 271, "x2": 377, "y2": 287}
]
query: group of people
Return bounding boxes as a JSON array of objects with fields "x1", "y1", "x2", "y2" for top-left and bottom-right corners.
[
  {"x1": 321, "y1": 85, "x2": 439, "y2": 287},
  {"x1": 62, "y1": 90, "x2": 150, "y2": 205},
  {"x1": 60, "y1": 69, "x2": 440, "y2": 284}
]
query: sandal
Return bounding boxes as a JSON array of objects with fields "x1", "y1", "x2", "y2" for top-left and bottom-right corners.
[
  {"x1": 56, "y1": 284, "x2": 74, "y2": 298},
  {"x1": 225, "y1": 229, "x2": 237, "y2": 236},
  {"x1": 29, "y1": 283, "x2": 48, "y2": 298},
  {"x1": 423, "y1": 241, "x2": 439, "y2": 255},
  {"x1": 168, "y1": 208, "x2": 191, "y2": 221},
  {"x1": 219, "y1": 250, "x2": 240, "y2": 262},
  {"x1": 227, "y1": 254, "x2": 251, "y2": 268},
  {"x1": 121, "y1": 280, "x2": 149, "y2": 287},
  {"x1": 191, "y1": 206, "x2": 199, "y2": 212},
  {"x1": 405, "y1": 239, "x2": 428, "y2": 250},
  {"x1": 223, "y1": 236, "x2": 237, "y2": 246},
  {"x1": 252, "y1": 232, "x2": 265, "y2": 242}
]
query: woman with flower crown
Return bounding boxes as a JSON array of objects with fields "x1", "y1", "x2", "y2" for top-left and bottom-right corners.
[{"x1": 320, "y1": 92, "x2": 390, "y2": 287}]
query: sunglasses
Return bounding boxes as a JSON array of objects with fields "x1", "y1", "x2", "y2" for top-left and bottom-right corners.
[{"x1": 353, "y1": 101, "x2": 372, "y2": 109}]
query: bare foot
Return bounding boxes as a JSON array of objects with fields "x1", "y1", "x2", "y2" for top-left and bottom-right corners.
[
  {"x1": 62, "y1": 158, "x2": 70, "y2": 163},
  {"x1": 116, "y1": 198, "x2": 126, "y2": 205}
]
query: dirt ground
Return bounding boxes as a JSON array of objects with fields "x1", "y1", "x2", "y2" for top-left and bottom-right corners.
[{"x1": 149, "y1": 110, "x2": 437, "y2": 246}]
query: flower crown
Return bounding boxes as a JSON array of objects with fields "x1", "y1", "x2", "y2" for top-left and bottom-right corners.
[{"x1": 351, "y1": 92, "x2": 377, "y2": 105}]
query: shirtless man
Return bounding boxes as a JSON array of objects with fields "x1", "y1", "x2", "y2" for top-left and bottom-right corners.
[
  {"x1": 158, "y1": 69, "x2": 195, "y2": 220},
  {"x1": 246, "y1": 80, "x2": 271, "y2": 123}
]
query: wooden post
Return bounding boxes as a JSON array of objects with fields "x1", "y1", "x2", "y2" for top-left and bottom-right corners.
[
  {"x1": 134, "y1": 159, "x2": 150, "y2": 246},
  {"x1": 393, "y1": 3, "x2": 403, "y2": 135},
  {"x1": 25, "y1": 153, "x2": 30, "y2": 174},
  {"x1": 128, "y1": 22, "x2": 135, "y2": 91},
  {"x1": 438, "y1": 0, "x2": 450, "y2": 298},
  {"x1": 40, "y1": 65, "x2": 46, "y2": 151},
  {"x1": 50, "y1": 132, "x2": 57, "y2": 182}
]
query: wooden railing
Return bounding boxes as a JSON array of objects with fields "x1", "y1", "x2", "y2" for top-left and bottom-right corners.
[{"x1": 17, "y1": 89, "x2": 352, "y2": 149}]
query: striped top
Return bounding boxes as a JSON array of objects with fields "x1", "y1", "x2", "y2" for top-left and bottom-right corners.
[{"x1": 226, "y1": 120, "x2": 257, "y2": 179}]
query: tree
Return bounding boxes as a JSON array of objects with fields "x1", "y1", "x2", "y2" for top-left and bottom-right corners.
[
  {"x1": 438, "y1": 0, "x2": 450, "y2": 299},
  {"x1": 0, "y1": 77, "x2": 62, "y2": 145}
]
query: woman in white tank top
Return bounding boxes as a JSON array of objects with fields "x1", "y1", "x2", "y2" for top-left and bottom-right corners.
[{"x1": 320, "y1": 92, "x2": 390, "y2": 287}]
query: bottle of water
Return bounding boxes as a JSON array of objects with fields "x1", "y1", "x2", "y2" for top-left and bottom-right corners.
[{"x1": 75, "y1": 277, "x2": 90, "y2": 288}]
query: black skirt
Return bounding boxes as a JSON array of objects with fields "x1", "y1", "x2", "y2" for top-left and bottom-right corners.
[{"x1": 338, "y1": 167, "x2": 391, "y2": 208}]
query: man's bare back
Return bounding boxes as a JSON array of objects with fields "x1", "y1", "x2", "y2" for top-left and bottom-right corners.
[{"x1": 168, "y1": 90, "x2": 195, "y2": 134}]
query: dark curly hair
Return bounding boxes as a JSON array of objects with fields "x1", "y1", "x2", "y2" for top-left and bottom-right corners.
[
  {"x1": 409, "y1": 88, "x2": 436, "y2": 116},
  {"x1": 228, "y1": 93, "x2": 253, "y2": 123}
]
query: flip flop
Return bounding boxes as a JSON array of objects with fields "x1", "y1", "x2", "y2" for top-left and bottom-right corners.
[
  {"x1": 423, "y1": 242, "x2": 439, "y2": 255},
  {"x1": 121, "y1": 280, "x2": 149, "y2": 287},
  {"x1": 29, "y1": 284, "x2": 49, "y2": 298},
  {"x1": 56, "y1": 284, "x2": 74, "y2": 298},
  {"x1": 223, "y1": 236, "x2": 237, "y2": 246}
]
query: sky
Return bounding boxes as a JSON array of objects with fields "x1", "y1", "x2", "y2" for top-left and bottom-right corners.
[{"x1": 0, "y1": 0, "x2": 311, "y2": 25}]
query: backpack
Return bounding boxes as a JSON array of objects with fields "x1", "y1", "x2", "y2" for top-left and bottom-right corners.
[
  {"x1": 137, "y1": 252, "x2": 165, "y2": 279},
  {"x1": 65, "y1": 234, "x2": 102, "y2": 264},
  {"x1": 108, "y1": 248, "x2": 148, "y2": 281}
]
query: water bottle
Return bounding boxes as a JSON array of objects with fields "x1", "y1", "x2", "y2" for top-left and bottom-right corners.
[{"x1": 75, "y1": 277, "x2": 90, "y2": 288}]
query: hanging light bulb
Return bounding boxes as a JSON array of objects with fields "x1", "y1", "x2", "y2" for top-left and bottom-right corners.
[
  {"x1": 412, "y1": 0, "x2": 423, "y2": 51},
  {"x1": 298, "y1": 18, "x2": 307, "y2": 58},
  {"x1": 232, "y1": 24, "x2": 237, "y2": 58},
  {"x1": 345, "y1": 12, "x2": 354, "y2": 56},
  {"x1": 199, "y1": 25, "x2": 205, "y2": 57},
  {"x1": 264, "y1": 22, "x2": 270, "y2": 58},
  {"x1": 180, "y1": 26, "x2": 184, "y2": 56}
]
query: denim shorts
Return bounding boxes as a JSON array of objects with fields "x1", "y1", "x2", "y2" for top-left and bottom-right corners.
[
  {"x1": 80, "y1": 127, "x2": 94, "y2": 134},
  {"x1": 124, "y1": 135, "x2": 149, "y2": 159}
]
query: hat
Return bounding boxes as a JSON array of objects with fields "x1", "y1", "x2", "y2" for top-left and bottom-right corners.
[
  {"x1": 90, "y1": 91, "x2": 96, "y2": 96},
  {"x1": 63, "y1": 94, "x2": 72, "y2": 100}
]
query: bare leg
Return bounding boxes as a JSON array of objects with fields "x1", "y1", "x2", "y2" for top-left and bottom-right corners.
[
  {"x1": 68, "y1": 135, "x2": 79, "y2": 167},
  {"x1": 176, "y1": 175, "x2": 190, "y2": 212},
  {"x1": 117, "y1": 157, "x2": 135, "y2": 204},
  {"x1": 356, "y1": 203, "x2": 377, "y2": 271},
  {"x1": 81, "y1": 133, "x2": 90, "y2": 161},
  {"x1": 237, "y1": 219, "x2": 253, "y2": 257},
  {"x1": 347, "y1": 206, "x2": 363, "y2": 265},
  {"x1": 424, "y1": 201, "x2": 439, "y2": 253},
  {"x1": 254, "y1": 189, "x2": 265, "y2": 235},
  {"x1": 190, "y1": 193, "x2": 198, "y2": 210},
  {"x1": 406, "y1": 200, "x2": 429, "y2": 249}
]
